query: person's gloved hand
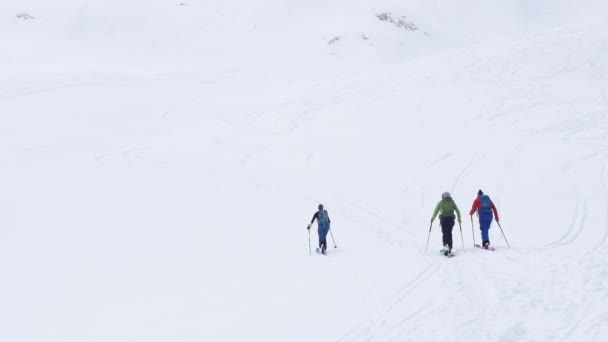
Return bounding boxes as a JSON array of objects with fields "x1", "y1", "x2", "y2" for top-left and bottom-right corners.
[
  {"x1": 307, "y1": 224, "x2": 311, "y2": 230},
  {"x1": 430, "y1": 218, "x2": 434, "y2": 223}
]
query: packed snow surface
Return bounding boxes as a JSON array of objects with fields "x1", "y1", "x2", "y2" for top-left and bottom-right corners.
[{"x1": 1, "y1": 1, "x2": 608, "y2": 341}]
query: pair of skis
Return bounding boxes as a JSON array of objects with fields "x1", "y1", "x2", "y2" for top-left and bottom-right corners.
[
  {"x1": 439, "y1": 249, "x2": 455, "y2": 258},
  {"x1": 474, "y1": 244, "x2": 496, "y2": 251},
  {"x1": 315, "y1": 244, "x2": 328, "y2": 255},
  {"x1": 440, "y1": 245, "x2": 495, "y2": 257}
]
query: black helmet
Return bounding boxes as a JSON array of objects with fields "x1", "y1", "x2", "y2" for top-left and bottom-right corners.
[
  {"x1": 478, "y1": 189, "x2": 484, "y2": 196},
  {"x1": 318, "y1": 204, "x2": 324, "y2": 210}
]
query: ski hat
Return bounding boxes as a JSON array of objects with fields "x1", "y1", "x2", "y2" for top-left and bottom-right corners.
[
  {"x1": 442, "y1": 192, "x2": 451, "y2": 199},
  {"x1": 478, "y1": 189, "x2": 484, "y2": 196},
  {"x1": 318, "y1": 204, "x2": 324, "y2": 210}
]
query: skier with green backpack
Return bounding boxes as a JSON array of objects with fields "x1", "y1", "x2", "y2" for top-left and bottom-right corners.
[{"x1": 431, "y1": 192, "x2": 462, "y2": 256}]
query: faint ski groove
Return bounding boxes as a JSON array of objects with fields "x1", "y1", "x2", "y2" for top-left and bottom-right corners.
[
  {"x1": 598, "y1": 162, "x2": 608, "y2": 248},
  {"x1": 385, "y1": 261, "x2": 442, "y2": 312},
  {"x1": 582, "y1": 313, "x2": 608, "y2": 338},
  {"x1": 0, "y1": 71, "x2": 225, "y2": 101},
  {"x1": 335, "y1": 324, "x2": 366, "y2": 342},
  {"x1": 504, "y1": 137, "x2": 526, "y2": 170},
  {"x1": 560, "y1": 305, "x2": 591, "y2": 341},
  {"x1": 545, "y1": 199, "x2": 580, "y2": 248},
  {"x1": 427, "y1": 152, "x2": 453, "y2": 168},
  {"x1": 545, "y1": 160, "x2": 590, "y2": 249},
  {"x1": 323, "y1": 195, "x2": 415, "y2": 248},
  {"x1": 451, "y1": 155, "x2": 480, "y2": 193},
  {"x1": 339, "y1": 261, "x2": 443, "y2": 342},
  {"x1": 585, "y1": 162, "x2": 608, "y2": 257},
  {"x1": 552, "y1": 201, "x2": 587, "y2": 248},
  {"x1": 384, "y1": 306, "x2": 429, "y2": 340}
]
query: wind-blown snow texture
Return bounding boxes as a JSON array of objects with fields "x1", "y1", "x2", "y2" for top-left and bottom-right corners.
[{"x1": 1, "y1": 1, "x2": 608, "y2": 341}]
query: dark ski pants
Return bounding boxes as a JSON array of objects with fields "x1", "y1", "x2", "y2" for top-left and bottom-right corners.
[
  {"x1": 318, "y1": 225, "x2": 329, "y2": 248},
  {"x1": 479, "y1": 212, "x2": 493, "y2": 245},
  {"x1": 440, "y1": 216, "x2": 455, "y2": 250}
]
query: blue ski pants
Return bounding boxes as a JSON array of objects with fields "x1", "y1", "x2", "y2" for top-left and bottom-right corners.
[
  {"x1": 318, "y1": 225, "x2": 330, "y2": 248},
  {"x1": 479, "y1": 212, "x2": 493, "y2": 244}
]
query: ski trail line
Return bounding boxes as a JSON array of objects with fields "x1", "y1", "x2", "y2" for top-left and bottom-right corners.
[
  {"x1": 585, "y1": 162, "x2": 608, "y2": 256},
  {"x1": 385, "y1": 260, "x2": 443, "y2": 312},
  {"x1": 336, "y1": 260, "x2": 443, "y2": 342}
]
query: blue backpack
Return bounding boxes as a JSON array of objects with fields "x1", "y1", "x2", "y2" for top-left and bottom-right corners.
[
  {"x1": 479, "y1": 195, "x2": 493, "y2": 214},
  {"x1": 318, "y1": 210, "x2": 330, "y2": 227}
]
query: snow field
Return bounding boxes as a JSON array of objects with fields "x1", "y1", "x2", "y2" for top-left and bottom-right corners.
[{"x1": 1, "y1": 1, "x2": 608, "y2": 341}]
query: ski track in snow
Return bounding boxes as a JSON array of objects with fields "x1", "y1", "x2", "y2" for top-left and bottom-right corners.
[
  {"x1": 336, "y1": 260, "x2": 445, "y2": 342},
  {"x1": 595, "y1": 162, "x2": 608, "y2": 249},
  {"x1": 426, "y1": 152, "x2": 453, "y2": 169},
  {"x1": 384, "y1": 261, "x2": 444, "y2": 313},
  {"x1": 0, "y1": 71, "x2": 223, "y2": 101},
  {"x1": 544, "y1": 163, "x2": 588, "y2": 250},
  {"x1": 451, "y1": 154, "x2": 481, "y2": 194}
]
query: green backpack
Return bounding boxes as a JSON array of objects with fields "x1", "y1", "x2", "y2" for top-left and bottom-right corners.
[{"x1": 440, "y1": 198, "x2": 456, "y2": 218}]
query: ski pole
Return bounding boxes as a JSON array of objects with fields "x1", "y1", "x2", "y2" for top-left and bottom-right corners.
[
  {"x1": 459, "y1": 221, "x2": 465, "y2": 253},
  {"x1": 470, "y1": 215, "x2": 476, "y2": 247},
  {"x1": 497, "y1": 221, "x2": 510, "y2": 248},
  {"x1": 425, "y1": 221, "x2": 433, "y2": 252},
  {"x1": 329, "y1": 229, "x2": 337, "y2": 248},
  {"x1": 308, "y1": 226, "x2": 311, "y2": 255}
]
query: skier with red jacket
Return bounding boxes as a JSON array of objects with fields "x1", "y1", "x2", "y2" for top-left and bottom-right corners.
[{"x1": 469, "y1": 190, "x2": 499, "y2": 249}]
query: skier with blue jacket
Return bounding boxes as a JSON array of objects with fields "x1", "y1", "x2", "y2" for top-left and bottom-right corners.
[
  {"x1": 470, "y1": 190, "x2": 500, "y2": 249},
  {"x1": 308, "y1": 204, "x2": 331, "y2": 254}
]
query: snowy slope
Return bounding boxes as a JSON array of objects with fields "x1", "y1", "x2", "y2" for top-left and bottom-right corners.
[{"x1": 1, "y1": 1, "x2": 608, "y2": 341}]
